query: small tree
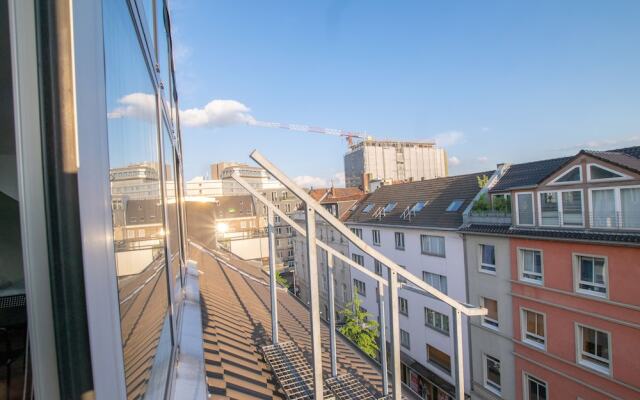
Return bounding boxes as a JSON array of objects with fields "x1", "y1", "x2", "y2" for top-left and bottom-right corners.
[
  {"x1": 471, "y1": 193, "x2": 491, "y2": 212},
  {"x1": 477, "y1": 174, "x2": 489, "y2": 189},
  {"x1": 339, "y1": 293, "x2": 379, "y2": 358},
  {"x1": 275, "y1": 270, "x2": 289, "y2": 288}
]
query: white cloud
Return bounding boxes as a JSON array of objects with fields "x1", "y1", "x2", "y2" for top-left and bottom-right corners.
[
  {"x1": 180, "y1": 99, "x2": 256, "y2": 128},
  {"x1": 434, "y1": 131, "x2": 465, "y2": 147},
  {"x1": 294, "y1": 175, "x2": 329, "y2": 188},
  {"x1": 332, "y1": 172, "x2": 346, "y2": 187},
  {"x1": 555, "y1": 135, "x2": 640, "y2": 152},
  {"x1": 477, "y1": 156, "x2": 489, "y2": 162},
  {"x1": 108, "y1": 92, "x2": 157, "y2": 121},
  {"x1": 448, "y1": 156, "x2": 461, "y2": 166}
]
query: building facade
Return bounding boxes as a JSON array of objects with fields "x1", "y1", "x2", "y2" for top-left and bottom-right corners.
[
  {"x1": 462, "y1": 146, "x2": 640, "y2": 400},
  {"x1": 345, "y1": 171, "x2": 493, "y2": 399},
  {"x1": 344, "y1": 139, "x2": 448, "y2": 190}
]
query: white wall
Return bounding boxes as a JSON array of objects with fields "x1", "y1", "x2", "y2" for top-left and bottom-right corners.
[
  {"x1": 228, "y1": 237, "x2": 269, "y2": 261},
  {"x1": 347, "y1": 223, "x2": 470, "y2": 390}
]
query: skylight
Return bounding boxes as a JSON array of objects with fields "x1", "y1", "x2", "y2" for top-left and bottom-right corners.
[
  {"x1": 383, "y1": 202, "x2": 397, "y2": 213},
  {"x1": 412, "y1": 201, "x2": 427, "y2": 213},
  {"x1": 446, "y1": 199, "x2": 464, "y2": 212},
  {"x1": 362, "y1": 203, "x2": 375, "y2": 213}
]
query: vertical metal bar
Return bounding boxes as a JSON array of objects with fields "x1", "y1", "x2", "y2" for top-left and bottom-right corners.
[
  {"x1": 267, "y1": 208, "x2": 278, "y2": 344},
  {"x1": 327, "y1": 252, "x2": 338, "y2": 377},
  {"x1": 452, "y1": 308, "x2": 464, "y2": 400},
  {"x1": 377, "y1": 281, "x2": 389, "y2": 396},
  {"x1": 387, "y1": 269, "x2": 401, "y2": 400},
  {"x1": 304, "y1": 206, "x2": 324, "y2": 399}
]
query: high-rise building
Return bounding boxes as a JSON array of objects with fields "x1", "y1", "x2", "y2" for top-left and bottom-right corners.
[{"x1": 344, "y1": 139, "x2": 448, "y2": 190}]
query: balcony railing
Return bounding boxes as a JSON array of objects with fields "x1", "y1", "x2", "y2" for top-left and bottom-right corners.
[
  {"x1": 529, "y1": 210, "x2": 640, "y2": 231},
  {"x1": 465, "y1": 210, "x2": 512, "y2": 225},
  {"x1": 231, "y1": 151, "x2": 487, "y2": 400}
]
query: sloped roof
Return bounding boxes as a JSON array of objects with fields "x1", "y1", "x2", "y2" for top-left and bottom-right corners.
[
  {"x1": 308, "y1": 187, "x2": 365, "y2": 203},
  {"x1": 491, "y1": 145, "x2": 640, "y2": 192},
  {"x1": 347, "y1": 171, "x2": 494, "y2": 229}
]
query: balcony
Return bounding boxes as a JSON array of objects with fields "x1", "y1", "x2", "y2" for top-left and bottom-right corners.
[{"x1": 465, "y1": 211, "x2": 512, "y2": 225}]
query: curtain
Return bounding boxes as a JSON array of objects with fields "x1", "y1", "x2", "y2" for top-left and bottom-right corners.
[
  {"x1": 591, "y1": 189, "x2": 616, "y2": 227},
  {"x1": 621, "y1": 188, "x2": 640, "y2": 228}
]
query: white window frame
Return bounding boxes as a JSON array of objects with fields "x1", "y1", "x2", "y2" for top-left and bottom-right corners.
[
  {"x1": 425, "y1": 307, "x2": 450, "y2": 336},
  {"x1": 586, "y1": 163, "x2": 631, "y2": 182},
  {"x1": 549, "y1": 165, "x2": 582, "y2": 185},
  {"x1": 588, "y1": 185, "x2": 640, "y2": 230},
  {"x1": 353, "y1": 279, "x2": 366, "y2": 297},
  {"x1": 537, "y1": 189, "x2": 585, "y2": 227},
  {"x1": 374, "y1": 260, "x2": 383, "y2": 276},
  {"x1": 400, "y1": 329, "x2": 410, "y2": 349},
  {"x1": 394, "y1": 232, "x2": 405, "y2": 250},
  {"x1": 399, "y1": 297, "x2": 409, "y2": 316},
  {"x1": 420, "y1": 234, "x2": 446, "y2": 257},
  {"x1": 350, "y1": 227, "x2": 363, "y2": 239},
  {"x1": 479, "y1": 244, "x2": 496, "y2": 275},
  {"x1": 423, "y1": 272, "x2": 448, "y2": 295},
  {"x1": 481, "y1": 297, "x2": 499, "y2": 330},
  {"x1": 573, "y1": 253, "x2": 608, "y2": 299},
  {"x1": 516, "y1": 192, "x2": 535, "y2": 226},
  {"x1": 352, "y1": 253, "x2": 365, "y2": 267},
  {"x1": 372, "y1": 229, "x2": 381, "y2": 246},
  {"x1": 520, "y1": 307, "x2": 546, "y2": 350},
  {"x1": 523, "y1": 373, "x2": 547, "y2": 400},
  {"x1": 575, "y1": 323, "x2": 612, "y2": 375},
  {"x1": 483, "y1": 353, "x2": 502, "y2": 395},
  {"x1": 518, "y1": 247, "x2": 544, "y2": 285}
]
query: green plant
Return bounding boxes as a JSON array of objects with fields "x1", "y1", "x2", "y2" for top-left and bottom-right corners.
[
  {"x1": 492, "y1": 196, "x2": 511, "y2": 213},
  {"x1": 471, "y1": 193, "x2": 491, "y2": 212},
  {"x1": 275, "y1": 270, "x2": 289, "y2": 288},
  {"x1": 338, "y1": 293, "x2": 379, "y2": 358},
  {"x1": 477, "y1": 174, "x2": 489, "y2": 189}
]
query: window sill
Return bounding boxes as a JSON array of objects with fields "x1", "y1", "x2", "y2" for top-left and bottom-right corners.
[
  {"x1": 578, "y1": 359, "x2": 611, "y2": 376},
  {"x1": 522, "y1": 338, "x2": 546, "y2": 351},
  {"x1": 482, "y1": 321, "x2": 500, "y2": 331},
  {"x1": 421, "y1": 252, "x2": 446, "y2": 258},
  {"x1": 520, "y1": 277, "x2": 543, "y2": 285},
  {"x1": 576, "y1": 288, "x2": 608, "y2": 299},
  {"x1": 425, "y1": 325, "x2": 450, "y2": 337},
  {"x1": 484, "y1": 383, "x2": 502, "y2": 397},
  {"x1": 395, "y1": 247, "x2": 405, "y2": 251},
  {"x1": 479, "y1": 268, "x2": 497, "y2": 276}
]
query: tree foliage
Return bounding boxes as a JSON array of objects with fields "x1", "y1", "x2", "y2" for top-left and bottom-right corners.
[
  {"x1": 338, "y1": 293, "x2": 379, "y2": 358},
  {"x1": 275, "y1": 270, "x2": 289, "y2": 288}
]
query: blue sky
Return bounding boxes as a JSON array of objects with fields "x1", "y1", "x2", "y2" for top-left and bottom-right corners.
[{"x1": 171, "y1": 0, "x2": 640, "y2": 185}]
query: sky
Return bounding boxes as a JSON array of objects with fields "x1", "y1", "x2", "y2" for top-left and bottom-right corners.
[{"x1": 170, "y1": 0, "x2": 640, "y2": 186}]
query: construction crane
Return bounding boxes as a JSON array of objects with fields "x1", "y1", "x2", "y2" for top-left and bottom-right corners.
[{"x1": 247, "y1": 120, "x2": 369, "y2": 146}]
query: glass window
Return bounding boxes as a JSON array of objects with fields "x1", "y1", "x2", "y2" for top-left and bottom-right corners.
[
  {"x1": 352, "y1": 253, "x2": 364, "y2": 266},
  {"x1": 362, "y1": 203, "x2": 374, "y2": 213},
  {"x1": 539, "y1": 192, "x2": 559, "y2": 226},
  {"x1": 446, "y1": 199, "x2": 464, "y2": 212},
  {"x1": 412, "y1": 201, "x2": 427, "y2": 213},
  {"x1": 482, "y1": 297, "x2": 499, "y2": 328},
  {"x1": 400, "y1": 329, "x2": 410, "y2": 349},
  {"x1": 425, "y1": 308, "x2": 450, "y2": 335},
  {"x1": 522, "y1": 309, "x2": 545, "y2": 348},
  {"x1": 103, "y1": 0, "x2": 172, "y2": 396},
  {"x1": 353, "y1": 279, "x2": 366, "y2": 296},
  {"x1": 591, "y1": 189, "x2": 616, "y2": 228},
  {"x1": 589, "y1": 164, "x2": 624, "y2": 180},
  {"x1": 350, "y1": 227, "x2": 363, "y2": 239},
  {"x1": 423, "y1": 272, "x2": 447, "y2": 295},
  {"x1": 383, "y1": 202, "x2": 397, "y2": 213},
  {"x1": 421, "y1": 235, "x2": 445, "y2": 257},
  {"x1": 394, "y1": 232, "x2": 405, "y2": 250},
  {"x1": 156, "y1": 1, "x2": 170, "y2": 99},
  {"x1": 562, "y1": 191, "x2": 583, "y2": 226},
  {"x1": 520, "y1": 249, "x2": 543, "y2": 283},
  {"x1": 374, "y1": 260, "x2": 383, "y2": 276},
  {"x1": 484, "y1": 354, "x2": 501, "y2": 394},
  {"x1": 621, "y1": 187, "x2": 640, "y2": 228},
  {"x1": 427, "y1": 344, "x2": 451, "y2": 374},
  {"x1": 575, "y1": 255, "x2": 607, "y2": 297},
  {"x1": 480, "y1": 244, "x2": 496, "y2": 273},
  {"x1": 372, "y1": 229, "x2": 381, "y2": 246},
  {"x1": 163, "y1": 125, "x2": 181, "y2": 295},
  {"x1": 525, "y1": 374, "x2": 547, "y2": 400},
  {"x1": 517, "y1": 193, "x2": 534, "y2": 225},
  {"x1": 578, "y1": 325, "x2": 610, "y2": 373},
  {"x1": 399, "y1": 297, "x2": 409, "y2": 316},
  {"x1": 553, "y1": 166, "x2": 581, "y2": 183}
]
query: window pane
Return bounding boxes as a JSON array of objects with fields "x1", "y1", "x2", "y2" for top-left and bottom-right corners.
[
  {"x1": 103, "y1": 0, "x2": 171, "y2": 397},
  {"x1": 517, "y1": 193, "x2": 534, "y2": 225},
  {"x1": 157, "y1": 1, "x2": 170, "y2": 99},
  {"x1": 621, "y1": 188, "x2": 640, "y2": 228},
  {"x1": 590, "y1": 165, "x2": 622, "y2": 180},
  {"x1": 482, "y1": 245, "x2": 495, "y2": 266},
  {"x1": 592, "y1": 189, "x2": 616, "y2": 228},
  {"x1": 163, "y1": 125, "x2": 181, "y2": 294},
  {"x1": 556, "y1": 166, "x2": 581, "y2": 182},
  {"x1": 562, "y1": 191, "x2": 583, "y2": 225},
  {"x1": 540, "y1": 192, "x2": 559, "y2": 225}
]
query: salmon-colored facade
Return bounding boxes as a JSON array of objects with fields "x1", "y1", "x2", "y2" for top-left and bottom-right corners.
[{"x1": 510, "y1": 238, "x2": 640, "y2": 399}]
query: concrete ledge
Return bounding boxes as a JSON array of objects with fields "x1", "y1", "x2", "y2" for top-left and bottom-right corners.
[{"x1": 170, "y1": 261, "x2": 208, "y2": 400}]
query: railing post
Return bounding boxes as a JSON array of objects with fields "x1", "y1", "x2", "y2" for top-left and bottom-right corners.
[
  {"x1": 388, "y1": 269, "x2": 401, "y2": 400},
  {"x1": 304, "y1": 205, "x2": 324, "y2": 399},
  {"x1": 327, "y1": 252, "x2": 338, "y2": 377},
  {"x1": 377, "y1": 281, "x2": 389, "y2": 396},
  {"x1": 267, "y1": 208, "x2": 278, "y2": 344},
  {"x1": 452, "y1": 308, "x2": 464, "y2": 400}
]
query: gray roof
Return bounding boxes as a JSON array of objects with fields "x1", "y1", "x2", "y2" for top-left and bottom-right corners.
[
  {"x1": 347, "y1": 171, "x2": 494, "y2": 229},
  {"x1": 491, "y1": 145, "x2": 640, "y2": 192}
]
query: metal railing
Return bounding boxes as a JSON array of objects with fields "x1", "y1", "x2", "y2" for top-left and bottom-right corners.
[
  {"x1": 535, "y1": 210, "x2": 640, "y2": 230},
  {"x1": 232, "y1": 150, "x2": 487, "y2": 400}
]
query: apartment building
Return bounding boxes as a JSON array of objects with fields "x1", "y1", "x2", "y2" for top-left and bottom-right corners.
[
  {"x1": 345, "y1": 171, "x2": 493, "y2": 399},
  {"x1": 292, "y1": 187, "x2": 365, "y2": 318},
  {"x1": 461, "y1": 146, "x2": 640, "y2": 400},
  {"x1": 344, "y1": 139, "x2": 448, "y2": 190}
]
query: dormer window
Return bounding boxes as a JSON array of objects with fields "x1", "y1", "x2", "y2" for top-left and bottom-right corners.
[
  {"x1": 539, "y1": 190, "x2": 584, "y2": 227},
  {"x1": 551, "y1": 166, "x2": 581, "y2": 185},
  {"x1": 587, "y1": 163, "x2": 630, "y2": 182},
  {"x1": 383, "y1": 202, "x2": 397, "y2": 213},
  {"x1": 446, "y1": 199, "x2": 464, "y2": 212},
  {"x1": 362, "y1": 203, "x2": 375, "y2": 213}
]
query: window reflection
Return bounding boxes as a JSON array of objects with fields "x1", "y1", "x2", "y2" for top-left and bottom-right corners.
[
  {"x1": 163, "y1": 124, "x2": 181, "y2": 294},
  {"x1": 157, "y1": 0, "x2": 170, "y2": 100},
  {"x1": 103, "y1": 0, "x2": 172, "y2": 398}
]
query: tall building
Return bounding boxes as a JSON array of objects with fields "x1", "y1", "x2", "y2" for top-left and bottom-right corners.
[
  {"x1": 345, "y1": 171, "x2": 493, "y2": 399},
  {"x1": 461, "y1": 146, "x2": 640, "y2": 400},
  {"x1": 210, "y1": 161, "x2": 244, "y2": 179},
  {"x1": 344, "y1": 139, "x2": 448, "y2": 190}
]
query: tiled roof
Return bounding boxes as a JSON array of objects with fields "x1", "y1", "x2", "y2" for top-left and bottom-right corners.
[
  {"x1": 491, "y1": 145, "x2": 640, "y2": 192},
  {"x1": 193, "y1": 245, "x2": 396, "y2": 399},
  {"x1": 308, "y1": 187, "x2": 365, "y2": 203},
  {"x1": 347, "y1": 171, "x2": 494, "y2": 229},
  {"x1": 460, "y1": 224, "x2": 640, "y2": 245}
]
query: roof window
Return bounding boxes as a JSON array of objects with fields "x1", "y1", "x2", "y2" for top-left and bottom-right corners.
[
  {"x1": 383, "y1": 202, "x2": 397, "y2": 213},
  {"x1": 362, "y1": 203, "x2": 375, "y2": 213},
  {"x1": 446, "y1": 199, "x2": 464, "y2": 212}
]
